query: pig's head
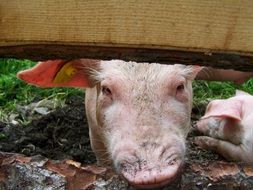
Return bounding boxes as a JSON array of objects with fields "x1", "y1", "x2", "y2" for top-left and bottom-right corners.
[{"x1": 18, "y1": 59, "x2": 199, "y2": 188}]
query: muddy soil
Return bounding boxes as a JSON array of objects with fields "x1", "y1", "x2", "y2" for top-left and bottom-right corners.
[
  {"x1": 0, "y1": 96, "x2": 230, "y2": 190},
  {"x1": 0, "y1": 96, "x2": 222, "y2": 165},
  {"x1": 0, "y1": 96, "x2": 96, "y2": 164}
]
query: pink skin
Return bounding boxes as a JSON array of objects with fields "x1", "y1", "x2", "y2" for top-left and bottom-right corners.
[
  {"x1": 85, "y1": 61, "x2": 196, "y2": 187},
  {"x1": 196, "y1": 67, "x2": 253, "y2": 84},
  {"x1": 17, "y1": 60, "x2": 253, "y2": 187},
  {"x1": 17, "y1": 60, "x2": 93, "y2": 87},
  {"x1": 18, "y1": 59, "x2": 198, "y2": 188},
  {"x1": 122, "y1": 163, "x2": 181, "y2": 189},
  {"x1": 195, "y1": 90, "x2": 253, "y2": 164}
]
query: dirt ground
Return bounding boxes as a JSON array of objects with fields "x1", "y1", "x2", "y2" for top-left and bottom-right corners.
[
  {"x1": 1, "y1": 96, "x2": 245, "y2": 190},
  {"x1": 0, "y1": 96, "x2": 96, "y2": 164},
  {"x1": 0, "y1": 96, "x2": 222, "y2": 165}
]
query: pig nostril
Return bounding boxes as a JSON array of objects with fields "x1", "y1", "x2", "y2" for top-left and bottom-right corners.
[
  {"x1": 165, "y1": 154, "x2": 178, "y2": 165},
  {"x1": 159, "y1": 147, "x2": 167, "y2": 160}
]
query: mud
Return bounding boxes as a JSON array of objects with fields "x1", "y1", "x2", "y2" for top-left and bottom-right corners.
[
  {"x1": 0, "y1": 96, "x2": 96, "y2": 164},
  {"x1": 0, "y1": 96, "x2": 222, "y2": 165},
  {"x1": 0, "y1": 96, "x2": 232, "y2": 190}
]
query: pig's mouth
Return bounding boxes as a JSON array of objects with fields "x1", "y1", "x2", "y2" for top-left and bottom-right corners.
[{"x1": 118, "y1": 155, "x2": 183, "y2": 189}]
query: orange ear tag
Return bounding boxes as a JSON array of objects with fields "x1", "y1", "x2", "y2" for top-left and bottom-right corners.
[{"x1": 53, "y1": 61, "x2": 77, "y2": 84}]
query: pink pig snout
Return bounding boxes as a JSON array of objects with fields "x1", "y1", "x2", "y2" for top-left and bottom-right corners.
[
  {"x1": 121, "y1": 160, "x2": 182, "y2": 189},
  {"x1": 113, "y1": 140, "x2": 184, "y2": 188}
]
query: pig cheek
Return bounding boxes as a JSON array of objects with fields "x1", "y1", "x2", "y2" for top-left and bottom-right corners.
[
  {"x1": 96, "y1": 99, "x2": 124, "y2": 135},
  {"x1": 96, "y1": 95, "x2": 114, "y2": 130},
  {"x1": 176, "y1": 93, "x2": 188, "y2": 103},
  {"x1": 99, "y1": 107, "x2": 134, "y2": 161},
  {"x1": 164, "y1": 103, "x2": 191, "y2": 137},
  {"x1": 174, "y1": 88, "x2": 192, "y2": 120}
]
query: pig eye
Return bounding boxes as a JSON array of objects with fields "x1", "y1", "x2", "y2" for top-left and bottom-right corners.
[
  {"x1": 175, "y1": 82, "x2": 188, "y2": 102},
  {"x1": 176, "y1": 83, "x2": 185, "y2": 92},
  {"x1": 102, "y1": 86, "x2": 112, "y2": 96}
]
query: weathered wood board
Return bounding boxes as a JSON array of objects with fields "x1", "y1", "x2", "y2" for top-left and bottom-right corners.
[
  {"x1": 0, "y1": 0, "x2": 253, "y2": 70},
  {"x1": 1, "y1": 152, "x2": 253, "y2": 189}
]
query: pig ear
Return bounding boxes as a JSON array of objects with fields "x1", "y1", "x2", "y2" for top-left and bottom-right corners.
[
  {"x1": 17, "y1": 59, "x2": 100, "y2": 88},
  {"x1": 202, "y1": 99, "x2": 242, "y2": 121},
  {"x1": 183, "y1": 65, "x2": 203, "y2": 80},
  {"x1": 235, "y1": 89, "x2": 250, "y2": 96}
]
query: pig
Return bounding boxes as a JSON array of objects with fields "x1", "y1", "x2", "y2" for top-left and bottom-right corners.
[
  {"x1": 17, "y1": 59, "x2": 253, "y2": 188},
  {"x1": 196, "y1": 67, "x2": 253, "y2": 84},
  {"x1": 195, "y1": 90, "x2": 253, "y2": 164},
  {"x1": 18, "y1": 59, "x2": 200, "y2": 188}
]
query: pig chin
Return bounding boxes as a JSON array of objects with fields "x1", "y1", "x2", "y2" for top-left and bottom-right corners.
[{"x1": 112, "y1": 141, "x2": 185, "y2": 188}]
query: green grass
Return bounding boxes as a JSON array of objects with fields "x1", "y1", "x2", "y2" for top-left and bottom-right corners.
[
  {"x1": 0, "y1": 58, "x2": 84, "y2": 122},
  {"x1": 1, "y1": 58, "x2": 253, "y2": 123},
  {"x1": 193, "y1": 79, "x2": 253, "y2": 103}
]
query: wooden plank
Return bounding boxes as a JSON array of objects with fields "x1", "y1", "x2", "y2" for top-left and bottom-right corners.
[
  {"x1": 0, "y1": 0, "x2": 253, "y2": 54},
  {"x1": 1, "y1": 44, "x2": 253, "y2": 71},
  {"x1": 1, "y1": 1, "x2": 253, "y2": 70},
  {"x1": 1, "y1": 152, "x2": 253, "y2": 189}
]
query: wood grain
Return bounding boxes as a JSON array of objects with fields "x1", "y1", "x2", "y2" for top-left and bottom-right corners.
[
  {"x1": 1, "y1": 44, "x2": 253, "y2": 71},
  {"x1": 1, "y1": 152, "x2": 253, "y2": 189},
  {"x1": 1, "y1": 0, "x2": 253, "y2": 54}
]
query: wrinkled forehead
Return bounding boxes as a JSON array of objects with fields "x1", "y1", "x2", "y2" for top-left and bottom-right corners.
[{"x1": 99, "y1": 60, "x2": 185, "y2": 83}]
